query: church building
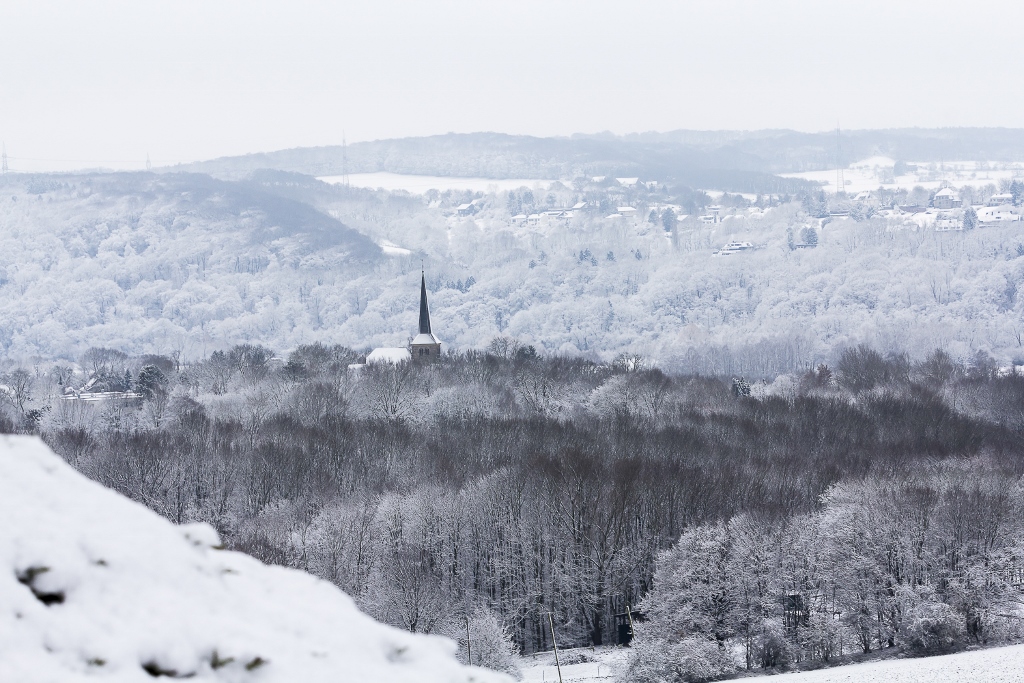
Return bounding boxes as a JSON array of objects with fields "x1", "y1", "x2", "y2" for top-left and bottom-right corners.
[
  {"x1": 359, "y1": 272, "x2": 443, "y2": 367},
  {"x1": 410, "y1": 272, "x2": 442, "y2": 358}
]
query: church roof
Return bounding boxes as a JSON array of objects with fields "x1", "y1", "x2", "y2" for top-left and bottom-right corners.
[
  {"x1": 411, "y1": 333, "x2": 441, "y2": 346},
  {"x1": 366, "y1": 348, "x2": 411, "y2": 365}
]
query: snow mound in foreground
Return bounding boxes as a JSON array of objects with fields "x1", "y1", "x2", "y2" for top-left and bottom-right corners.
[{"x1": 0, "y1": 435, "x2": 510, "y2": 683}]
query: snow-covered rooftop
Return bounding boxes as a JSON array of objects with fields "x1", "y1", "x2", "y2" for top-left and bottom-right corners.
[
  {"x1": 366, "y1": 347, "x2": 412, "y2": 365},
  {"x1": 411, "y1": 333, "x2": 442, "y2": 346},
  {"x1": 0, "y1": 435, "x2": 508, "y2": 683}
]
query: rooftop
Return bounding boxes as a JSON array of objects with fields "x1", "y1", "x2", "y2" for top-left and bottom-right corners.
[{"x1": 366, "y1": 348, "x2": 411, "y2": 365}]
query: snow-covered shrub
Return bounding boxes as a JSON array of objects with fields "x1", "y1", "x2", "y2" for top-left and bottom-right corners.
[
  {"x1": 755, "y1": 618, "x2": 791, "y2": 669},
  {"x1": 897, "y1": 600, "x2": 964, "y2": 655},
  {"x1": 804, "y1": 612, "x2": 843, "y2": 662},
  {"x1": 624, "y1": 632, "x2": 736, "y2": 683},
  {"x1": 443, "y1": 609, "x2": 521, "y2": 679}
]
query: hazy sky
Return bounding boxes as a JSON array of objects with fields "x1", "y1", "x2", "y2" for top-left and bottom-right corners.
[{"x1": 2, "y1": 0, "x2": 1022, "y2": 171}]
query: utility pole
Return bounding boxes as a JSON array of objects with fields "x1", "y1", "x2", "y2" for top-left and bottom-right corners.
[
  {"x1": 465, "y1": 613, "x2": 472, "y2": 666},
  {"x1": 547, "y1": 613, "x2": 564, "y2": 683},
  {"x1": 835, "y1": 124, "x2": 845, "y2": 196}
]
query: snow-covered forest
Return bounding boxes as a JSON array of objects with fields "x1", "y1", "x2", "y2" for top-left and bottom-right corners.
[
  {"x1": 628, "y1": 463, "x2": 1024, "y2": 681},
  {"x1": 4, "y1": 168, "x2": 1024, "y2": 373},
  {"x1": 9, "y1": 0, "x2": 1024, "y2": 678},
  {"x1": 3, "y1": 341, "x2": 1023, "y2": 677},
  {"x1": 4, "y1": 151, "x2": 1024, "y2": 680}
]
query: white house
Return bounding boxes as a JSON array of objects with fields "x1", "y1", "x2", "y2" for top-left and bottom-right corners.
[
  {"x1": 702, "y1": 205, "x2": 722, "y2": 224},
  {"x1": 934, "y1": 211, "x2": 962, "y2": 231},
  {"x1": 933, "y1": 188, "x2": 962, "y2": 210},
  {"x1": 714, "y1": 241, "x2": 753, "y2": 256}
]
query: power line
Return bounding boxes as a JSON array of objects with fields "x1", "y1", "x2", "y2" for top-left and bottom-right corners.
[{"x1": 341, "y1": 130, "x2": 350, "y2": 187}]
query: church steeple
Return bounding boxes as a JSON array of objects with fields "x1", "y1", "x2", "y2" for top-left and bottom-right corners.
[
  {"x1": 411, "y1": 269, "x2": 442, "y2": 359},
  {"x1": 418, "y1": 271, "x2": 432, "y2": 335}
]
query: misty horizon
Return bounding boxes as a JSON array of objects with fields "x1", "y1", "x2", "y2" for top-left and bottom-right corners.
[{"x1": 3, "y1": 0, "x2": 1024, "y2": 172}]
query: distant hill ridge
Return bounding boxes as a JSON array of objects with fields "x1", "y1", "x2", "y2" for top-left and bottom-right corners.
[{"x1": 171, "y1": 129, "x2": 1024, "y2": 192}]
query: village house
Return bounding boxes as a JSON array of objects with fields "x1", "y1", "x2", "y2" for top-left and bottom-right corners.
[
  {"x1": 932, "y1": 188, "x2": 962, "y2": 209},
  {"x1": 714, "y1": 241, "x2": 754, "y2": 256},
  {"x1": 700, "y1": 205, "x2": 722, "y2": 224},
  {"x1": 934, "y1": 211, "x2": 962, "y2": 231}
]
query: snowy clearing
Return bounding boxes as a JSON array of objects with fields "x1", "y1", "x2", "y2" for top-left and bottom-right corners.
[
  {"x1": 781, "y1": 159, "x2": 1024, "y2": 194},
  {"x1": 0, "y1": 435, "x2": 509, "y2": 683},
  {"x1": 739, "y1": 644, "x2": 1024, "y2": 682},
  {"x1": 520, "y1": 644, "x2": 1024, "y2": 683},
  {"x1": 380, "y1": 239, "x2": 414, "y2": 255},
  {"x1": 520, "y1": 646, "x2": 628, "y2": 682},
  {"x1": 320, "y1": 172, "x2": 555, "y2": 194}
]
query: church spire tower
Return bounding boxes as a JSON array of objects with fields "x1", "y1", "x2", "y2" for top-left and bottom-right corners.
[
  {"x1": 418, "y1": 271, "x2": 432, "y2": 335},
  {"x1": 410, "y1": 269, "x2": 442, "y2": 359}
]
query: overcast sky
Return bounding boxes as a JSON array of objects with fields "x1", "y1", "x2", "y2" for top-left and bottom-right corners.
[{"x1": 2, "y1": 0, "x2": 1022, "y2": 171}]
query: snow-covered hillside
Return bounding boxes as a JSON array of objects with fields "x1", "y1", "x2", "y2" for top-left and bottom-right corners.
[
  {"x1": 5, "y1": 170, "x2": 1024, "y2": 367},
  {"x1": 782, "y1": 158, "x2": 1024, "y2": 194},
  {"x1": 0, "y1": 434, "x2": 509, "y2": 682}
]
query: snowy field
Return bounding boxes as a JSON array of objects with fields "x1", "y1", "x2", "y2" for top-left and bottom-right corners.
[
  {"x1": 740, "y1": 644, "x2": 1024, "y2": 683},
  {"x1": 519, "y1": 644, "x2": 1024, "y2": 683},
  {"x1": 319, "y1": 171, "x2": 556, "y2": 194},
  {"x1": 520, "y1": 646, "x2": 628, "y2": 682},
  {"x1": 781, "y1": 157, "x2": 1024, "y2": 194},
  {"x1": 0, "y1": 435, "x2": 508, "y2": 683}
]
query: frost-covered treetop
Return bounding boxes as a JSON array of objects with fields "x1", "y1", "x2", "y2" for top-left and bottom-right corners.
[{"x1": 0, "y1": 435, "x2": 510, "y2": 682}]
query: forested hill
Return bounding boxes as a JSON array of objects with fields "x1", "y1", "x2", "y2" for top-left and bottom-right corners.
[
  {"x1": 621, "y1": 127, "x2": 1024, "y2": 172},
  {"x1": 0, "y1": 172, "x2": 381, "y2": 357},
  {"x1": 4, "y1": 166, "x2": 1024, "y2": 366},
  {"x1": 169, "y1": 132, "x2": 812, "y2": 194},
  {"x1": 170, "y1": 128, "x2": 1024, "y2": 186}
]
